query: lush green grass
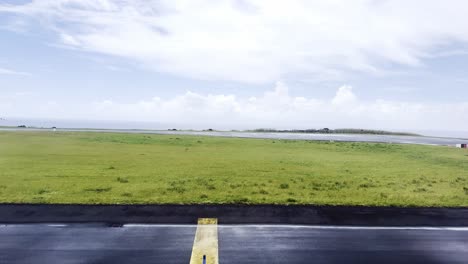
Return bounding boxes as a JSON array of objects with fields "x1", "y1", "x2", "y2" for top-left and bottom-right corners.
[{"x1": 0, "y1": 131, "x2": 467, "y2": 206}]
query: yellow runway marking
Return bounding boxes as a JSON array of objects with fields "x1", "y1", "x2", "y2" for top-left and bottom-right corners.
[{"x1": 189, "y1": 218, "x2": 218, "y2": 264}]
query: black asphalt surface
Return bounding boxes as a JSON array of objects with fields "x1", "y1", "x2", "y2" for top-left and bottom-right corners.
[
  {"x1": 3, "y1": 204, "x2": 468, "y2": 226},
  {"x1": 1, "y1": 224, "x2": 467, "y2": 264}
]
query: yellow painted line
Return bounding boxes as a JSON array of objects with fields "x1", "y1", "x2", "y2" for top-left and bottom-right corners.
[{"x1": 189, "y1": 218, "x2": 218, "y2": 264}]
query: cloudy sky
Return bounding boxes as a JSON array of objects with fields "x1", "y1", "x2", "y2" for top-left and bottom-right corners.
[{"x1": 1, "y1": 0, "x2": 468, "y2": 134}]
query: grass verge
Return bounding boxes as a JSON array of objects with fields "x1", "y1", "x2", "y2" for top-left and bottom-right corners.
[{"x1": 0, "y1": 131, "x2": 467, "y2": 206}]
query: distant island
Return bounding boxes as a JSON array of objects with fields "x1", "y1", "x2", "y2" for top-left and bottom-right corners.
[{"x1": 247, "y1": 128, "x2": 420, "y2": 136}]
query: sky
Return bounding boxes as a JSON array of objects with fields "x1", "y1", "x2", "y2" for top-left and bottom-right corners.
[{"x1": 1, "y1": 0, "x2": 468, "y2": 135}]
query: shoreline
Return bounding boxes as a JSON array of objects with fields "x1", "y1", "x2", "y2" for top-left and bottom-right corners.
[{"x1": 1, "y1": 127, "x2": 467, "y2": 145}]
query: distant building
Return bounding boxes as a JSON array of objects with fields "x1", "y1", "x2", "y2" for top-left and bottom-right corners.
[{"x1": 456, "y1": 144, "x2": 467, "y2": 149}]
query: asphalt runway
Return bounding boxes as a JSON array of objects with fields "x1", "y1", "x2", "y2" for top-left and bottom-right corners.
[{"x1": 0, "y1": 224, "x2": 467, "y2": 264}]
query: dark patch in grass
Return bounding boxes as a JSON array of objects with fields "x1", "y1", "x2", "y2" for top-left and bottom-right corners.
[
  {"x1": 200, "y1": 194, "x2": 208, "y2": 199},
  {"x1": 286, "y1": 198, "x2": 297, "y2": 203},
  {"x1": 359, "y1": 183, "x2": 376, "y2": 188},
  {"x1": 84, "y1": 187, "x2": 112, "y2": 193},
  {"x1": 117, "y1": 177, "x2": 129, "y2": 183},
  {"x1": 414, "y1": 188, "x2": 428, "y2": 193},
  {"x1": 229, "y1": 184, "x2": 242, "y2": 189},
  {"x1": 207, "y1": 184, "x2": 216, "y2": 190},
  {"x1": 170, "y1": 180, "x2": 188, "y2": 186},
  {"x1": 108, "y1": 166, "x2": 116, "y2": 170},
  {"x1": 121, "y1": 192, "x2": 132, "y2": 197},
  {"x1": 463, "y1": 187, "x2": 468, "y2": 195},
  {"x1": 279, "y1": 183, "x2": 289, "y2": 189},
  {"x1": 195, "y1": 178, "x2": 208, "y2": 185},
  {"x1": 259, "y1": 189, "x2": 269, "y2": 195},
  {"x1": 233, "y1": 197, "x2": 249, "y2": 203},
  {"x1": 456, "y1": 177, "x2": 466, "y2": 183},
  {"x1": 332, "y1": 181, "x2": 348, "y2": 190},
  {"x1": 167, "y1": 186, "x2": 186, "y2": 193},
  {"x1": 311, "y1": 182, "x2": 322, "y2": 190},
  {"x1": 37, "y1": 189, "x2": 49, "y2": 195}
]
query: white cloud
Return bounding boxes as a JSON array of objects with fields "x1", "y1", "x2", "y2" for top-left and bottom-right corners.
[
  {"x1": 0, "y1": 67, "x2": 30, "y2": 76},
  {"x1": 2, "y1": 0, "x2": 468, "y2": 83},
  {"x1": 3, "y1": 82, "x2": 467, "y2": 132},
  {"x1": 332, "y1": 85, "x2": 356, "y2": 106}
]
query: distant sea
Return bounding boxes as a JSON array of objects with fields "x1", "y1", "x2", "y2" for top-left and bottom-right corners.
[
  {"x1": 0, "y1": 118, "x2": 170, "y2": 130},
  {"x1": 1, "y1": 117, "x2": 467, "y2": 139}
]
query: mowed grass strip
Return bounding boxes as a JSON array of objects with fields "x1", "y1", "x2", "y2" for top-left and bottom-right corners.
[{"x1": 0, "y1": 131, "x2": 467, "y2": 206}]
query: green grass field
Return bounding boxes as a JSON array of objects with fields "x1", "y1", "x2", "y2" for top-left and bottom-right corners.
[{"x1": 0, "y1": 131, "x2": 467, "y2": 206}]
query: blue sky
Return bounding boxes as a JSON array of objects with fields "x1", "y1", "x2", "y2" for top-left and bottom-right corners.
[{"x1": 1, "y1": 1, "x2": 468, "y2": 134}]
